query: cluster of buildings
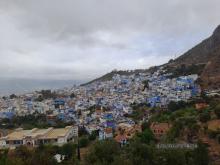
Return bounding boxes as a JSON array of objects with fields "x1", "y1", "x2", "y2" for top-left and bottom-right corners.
[
  {"x1": 0, "y1": 67, "x2": 201, "y2": 148},
  {"x1": 146, "y1": 72, "x2": 200, "y2": 107},
  {"x1": 0, "y1": 126, "x2": 78, "y2": 149}
]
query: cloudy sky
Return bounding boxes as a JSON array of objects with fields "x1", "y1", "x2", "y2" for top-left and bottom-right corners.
[{"x1": 0, "y1": 0, "x2": 220, "y2": 85}]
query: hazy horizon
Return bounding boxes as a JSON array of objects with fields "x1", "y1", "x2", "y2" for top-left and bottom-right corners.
[{"x1": 0, "y1": 78, "x2": 84, "y2": 96}]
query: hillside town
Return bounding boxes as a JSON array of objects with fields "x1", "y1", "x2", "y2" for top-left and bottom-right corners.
[
  {"x1": 0, "y1": 66, "x2": 202, "y2": 148},
  {"x1": 2, "y1": 0, "x2": 220, "y2": 164}
]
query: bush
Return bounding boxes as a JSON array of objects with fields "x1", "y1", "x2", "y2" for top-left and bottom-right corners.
[
  {"x1": 167, "y1": 121, "x2": 182, "y2": 141},
  {"x1": 168, "y1": 101, "x2": 188, "y2": 112},
  {"x1": 136, "y1": 129, "x2": 155, "y2": 144},
  {"x1": 193, "y1": 141, "x2": 209, "y2": 165},
  {"x1": 207, "y1": 130, "x2": 219, "y2": 139},
  {"x1": 85, "y1": 140, "x2": 120, "y2": 165},
  {"x1": 199, "y1": 111, "x2": 210, "y2": 123},
  {"x1": 60, "y1": 143, "x2": 77, "y2": 159},
  {"x1": 126, "y1": 140, "x2": 154, "y2": 165},
  {"x1": 141, "y1": 122, "x2": 150, "y2": 131},
  {"x1": 89, "y1": 131, "x2": 98, "y2": 141},
  {"x1": 214, "y1": 105, "x2": 220, "y2": 118},
  {"x1": 70, "y1": 93, "x2": 75, "y2": 98},
  {"x1": 79, "y1": 136, "x2": 89, "y2": 148},
  {"x1": 216, "y1": 134, "x2": 220, "y2": 144}
]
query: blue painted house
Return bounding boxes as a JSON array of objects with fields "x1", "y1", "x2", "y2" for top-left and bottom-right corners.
[{"x1": 147, "y1": 96, "x2": 161, "y2": 107}]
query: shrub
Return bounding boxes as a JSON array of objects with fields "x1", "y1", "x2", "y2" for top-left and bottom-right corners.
[{"x1": 79, "y1": 136, "x2": 89, "y2": 148}]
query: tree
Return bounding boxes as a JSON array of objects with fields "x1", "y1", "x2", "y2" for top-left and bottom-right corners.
[
  {"x1": 193, "y1": 141, "x2": 209, "y2": 165},
  {"x1": 32, "y1": 145, "x2": 59, "y2": 165},
  {"x1": 167, "y1": 120, "x2": 182, "y2": 142},
  {"x1": 142, "y1": 80, "x2": 149, "y2": 90},
  {"x1": 214, "y1": 104, "x2": 220, "y2": 118},
  {"x1": 188, "y1": 123, "x2": 200, "y2": 135},
  {"x1": 9, "y1": 94, "x2": 17, "y2": 99},
  {"x1": 168, "y1": 101, "x2": 181, "y2": 112},
  {"x1": 14, "y1": 145, "x2": 32, "y2": 162},
  {"x1": 2, "y1": 96, "x2": 6, "y2": 100},
  {"x1": 168, "y1": 101, "x2": 187, "y2": 112},
  {"x1": 0, "y1": 149, "x2": 8, "y2": 165},
  {"x1": 129, "y1": 104, "x2": 149, "y2": 122},
  {"x1": 217, "y1": 134, "x2": 220, "y2": 144},
  {"x1": 136, "y1": 129, "x2": 155, "y2": 144},
  {"x1": 199, "y1": 111, "x2": 210, "y2": 123},
  {"x1": 35, "y1": 95, "x2": 44, "y2": 102},
  {"x1": 126, "y1": 140, "x2": 154, "y2": 165},
  {"x1": 112, "y1": 154, "x2": 133, "y2": 165},
  {"x1": 78, "y1": 126, "x2": 88, "y2": 137},
  {"x1": 154, "y1": 148, "x2": 190, "y2": 165},
  {"x1": 70, "y1": 93, "x2": 75, "y2": 98},
  {"x1": 141, "y1": 122, "x2": 150, "y2": 131},
  {"x1": 60, "y1": 143, "x2": 76, "y2": 160},
  {"x1": 40, "y1": 90, "x2": 56, "y2": 99},
  {"x1": 79, "y1": 136, "x2": 89, "y2": 148},
  {"x1": 5, "y1": 158, "x2": 24, "y2": 165},
  {"x1": 168, "y1": 59, "x2": 174, "y2": 63},
  {"x1": 85, "y1": 140, "x2": 120, "y2": 165},
  {"x1": 89, "y1": 131, "x2": 98, "y2": 141}
]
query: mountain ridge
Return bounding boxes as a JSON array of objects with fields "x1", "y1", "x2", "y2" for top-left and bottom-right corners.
[
  {"x1": 170, "y1": 25, "x2": 220, "y2": 89},
  {"x1": 169, "y1": 25, "x2": 220, "y2": 66},
  {"x1": 83, "y1": 25, "x2": 220, "y2": 89}
]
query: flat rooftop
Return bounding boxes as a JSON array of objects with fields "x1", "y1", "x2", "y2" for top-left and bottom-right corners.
[{"x1": 0, "y1": 126, "x2": 73, "y2": 141}]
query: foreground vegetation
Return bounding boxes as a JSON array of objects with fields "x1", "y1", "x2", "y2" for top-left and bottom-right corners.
[
  {"x1": 0, "y1": 135, "x2": 209, "y2": 165},
  {"x1": 0, "y1": 143, "x2": 78, "y2": 165},
  {"x1": 1, "y1": 95, "x2": 220, "y2": 164}
]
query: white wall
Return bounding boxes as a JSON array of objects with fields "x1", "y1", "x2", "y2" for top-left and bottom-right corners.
[
  {"x1": 58, "y1": 137, "x2": 66, "y2": 144},
  {"x1": 0, "y1": 140, "x2": 6, "y2": 147}
]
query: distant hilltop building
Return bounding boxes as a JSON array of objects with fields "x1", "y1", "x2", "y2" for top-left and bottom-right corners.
[{"x1": 0, "y1": 126, "x2": 78, "y2": 149}]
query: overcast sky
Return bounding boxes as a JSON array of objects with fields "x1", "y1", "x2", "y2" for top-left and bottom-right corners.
[{"x1": 0, "y1": 0, "x2": 220, "y2": 82}]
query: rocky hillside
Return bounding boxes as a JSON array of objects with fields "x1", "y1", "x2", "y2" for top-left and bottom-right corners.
[
  {"x1": 169, "y1": 25, "x2": 220, "y2": 89},
  {"x1": 84, "y1": 25, "x2": 220, "y2": 89},
  {"x1": 170, "y1": 25, "x2": 220, "y2": 66},
  {"x1": 200, "y1": 46, "x2": 220, "y2": 89}
]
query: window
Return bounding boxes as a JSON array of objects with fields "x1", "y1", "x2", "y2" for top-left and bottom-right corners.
[{"x1": 13, "y1": 140, "x2": 22, "y2": 145}]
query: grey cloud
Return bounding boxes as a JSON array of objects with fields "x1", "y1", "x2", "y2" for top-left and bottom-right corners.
[
  {"x1": 2, "y1": 0, "x2": 220, "y2": 38},
  {"x1": 0, "y1": 0, "x2": 220, "y2": 84}
]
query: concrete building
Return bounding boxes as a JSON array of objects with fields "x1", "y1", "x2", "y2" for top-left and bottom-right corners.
[
  {"x1": 0, "y1": 126, "x2": 78, "y2": 149},
  {"x1": 150, "y1": 122, "x2": 171, "y2": 139}
]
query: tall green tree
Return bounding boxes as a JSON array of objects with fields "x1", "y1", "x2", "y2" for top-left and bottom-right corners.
[
  {"x1": 136, "y1": 129, "x2": 155, "y2": 144},
  {"x1": 193, "y1": 141, "x2": 209, "y2": 165},
  {"x1": 85, "y1": 140, "x2": 120, "y2": 165},
  {"x1": 214, "y1": 104, "x2": 220, "y2": 118},
  {"x1": 199, "y1": 110, "x2": 210, "y2": 123}
]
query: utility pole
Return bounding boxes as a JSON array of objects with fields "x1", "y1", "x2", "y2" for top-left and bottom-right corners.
[{"x1": 77, "y1": 125, "x2": 81, "y2": 161}]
